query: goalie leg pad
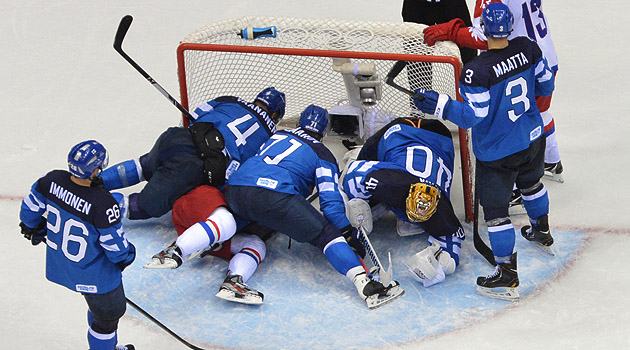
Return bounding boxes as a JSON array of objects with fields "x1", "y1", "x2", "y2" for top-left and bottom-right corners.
[{"x1": 396, "y1": 218, "x2": 425, "y2": 236}]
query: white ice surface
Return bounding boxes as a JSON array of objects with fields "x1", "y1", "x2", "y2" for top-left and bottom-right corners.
[{"x1": 2, "y1": 1, "x2": 630, "y2": 349}]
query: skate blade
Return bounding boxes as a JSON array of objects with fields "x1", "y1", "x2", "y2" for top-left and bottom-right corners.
[
  {"x1": 530, "y1": 241, "x2": 556, "y2": 256},
  {"x1": 544, "y1": 171, "x2": 564, "y2": 183},
  {"x1": 366, "y1": 283, "x2": 405, "y2": 309},
  {"x1": 215, "y1": 289, "x2": 263, "y2": 305},
  {"x1": 143, "y1": 257, "x2": 180, "y2": 269},
  {"x1": 476, "y1": 285, "x2": 520, "y2": 301}
]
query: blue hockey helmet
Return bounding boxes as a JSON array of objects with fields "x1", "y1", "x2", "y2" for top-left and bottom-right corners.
[
  {"x1": 299, "y1": 104, "x2": 329, "y2": 136},
  {"x1": 67, "y1": 140, "x2": 109, "y2": 179},
  {"x1": 481, "y1": 2, "x2": 514, "y2": 38},
  {"x1": 255, "y1": 87, "x2": 286, "y2": 124}
]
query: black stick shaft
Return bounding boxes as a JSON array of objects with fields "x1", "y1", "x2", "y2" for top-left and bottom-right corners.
[
  {"x1": 126, "y1": 297, "x2": 207, "y2": 350},
  {"x1": 384, "y1": 60, "x2": 425, "y2": 101},
  {"x1": 114, "y1": 15, "x2": 195, "y2": 122}
]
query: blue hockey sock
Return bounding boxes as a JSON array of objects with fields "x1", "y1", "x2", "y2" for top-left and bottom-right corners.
[
  {"x1": 521, "y1": 183, "x2": 549, "y2": 221},
  {"x1": 487, "y1": 221, "x2": 516, "y2": 264},
  {"x1": 101, "y1": 159, "x2": 143, "y2": 190},
  {"x1": 87, "y1": 327, "x2": 117, "y2": 350},
  {"x1": 323, "y1": 237, "x2": 361, "y2": 276}
]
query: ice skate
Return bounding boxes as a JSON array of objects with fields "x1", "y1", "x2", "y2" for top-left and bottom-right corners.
[
  {"x1": 188, "y1": 242, "x2": 222, "y2": 261},
  {"x1": 115, "y1": 344, "x2": 135, "y2": 350},
  {"x1": 476, "y1": 253, "x2": 520, "y2": 301},
  {"x1": 508, "y1": 189, "x2": 526, "y2": 216},
  {"x1": 353, "y1": 272, "x2": 404, "y2": 309},
  {"x1": 521, "y1": 215, "x2": 555, "y2": 255},
  {"x1": 215, "y1": 273, "x2": 264, "y2": 305},
  {"x1": 144, "y1": 241, "x2": 183, "y2": 269},
  {"x1": 544, "y1": 161, "x2": 564, "y2": 183}
]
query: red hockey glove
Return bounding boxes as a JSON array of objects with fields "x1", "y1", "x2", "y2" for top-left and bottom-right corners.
[{"x1": 423, "y1": 18, "x2": 466, "y2": 46}]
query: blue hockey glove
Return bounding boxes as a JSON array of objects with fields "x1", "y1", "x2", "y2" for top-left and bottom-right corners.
[
  {"x1": 118, "y1": 242, "x2": 136, "y2": 271},
  {"x1": 342, "y1": 226, "x2": 366, "y2": 259},
  {"x1": 413, "y1": 89, "x2": 451, "y2": 120},
  {"x1": 19, "y1": 221, "x2": 46, "y2": 246}
]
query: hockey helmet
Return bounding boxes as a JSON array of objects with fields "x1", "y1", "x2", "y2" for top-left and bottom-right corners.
[
  {"x1": 406, "y1": 181, "x2": 440, "y2": 222},
  {"x1": 481, "y1": 2, "x2": 514, "y2": 38},
  {"x1": 67, "y1": 140, "x2": 109, "y2": 179},
  {"x1": 255, "y1": 87, "x2": 286, "y2": 124},
  {"x1": 299, "y1": 104, "x2": 329, "y2": 136}
]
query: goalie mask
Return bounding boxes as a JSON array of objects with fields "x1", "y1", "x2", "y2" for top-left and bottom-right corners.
[{"x1": 406, "y1": 182, "x2": 440, "y2": 222}]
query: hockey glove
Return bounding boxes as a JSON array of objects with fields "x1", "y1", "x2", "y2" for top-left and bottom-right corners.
[
  {"x1": 19, "y1": 221, "x2": 46, "y2": 246},
  {"x1": 118, "y1": 242, "x2": 136, "y2": 272},
  {"x1": 342, "y1": 226, "x2": 366, "y2": 259},
  {"x1": 413, "y1": 89, "x2": 451, "y2": 120},
  {"x1": 423, "y1": 18, "x2": 466, "y2": 46}
]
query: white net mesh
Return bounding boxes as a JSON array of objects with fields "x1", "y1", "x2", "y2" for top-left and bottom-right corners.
[{"x1": 178, "y1": 16, "x2": 462, "y2": 128}]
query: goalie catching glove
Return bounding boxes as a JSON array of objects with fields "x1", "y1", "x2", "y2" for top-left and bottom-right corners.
[
  {"x1": 413, "y1": 89, "x2": 451, "y2": 121},
  {"x1": 19, "y1": 221, "x2": 46, "y2": 246}
]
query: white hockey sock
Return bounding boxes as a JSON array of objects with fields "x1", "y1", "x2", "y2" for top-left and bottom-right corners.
[
  {"x1": 177, "y1": 207, "x2": 236, "y2": 256},
  {"x1": 228, "y1": 234, "x2": 266, "y2": 282}
]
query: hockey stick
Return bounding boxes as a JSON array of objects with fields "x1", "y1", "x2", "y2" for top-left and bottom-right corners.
[
  {"x1": 113, "y1": 15, "x2": 195, "y2": 123},
  {"x1": 125, "y1": 297, "x2": 207, "y2": 350},
  {"x1": 384, "y1": 60, "x2": 425, "y2": 101},
  {"x1": 472, "y1": 168, "x2": 496, "y2": 265},
  {"x1": 357, "y1": 226, "x2": 393, "y2": 286}
]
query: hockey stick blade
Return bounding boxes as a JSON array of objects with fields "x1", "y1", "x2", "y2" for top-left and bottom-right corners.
[
  {"x1": 112, "y1": 15, "x2": 195, "y2": 122},
  {"x1": 113, "y1": 15, "x2": 133, "y2": 52},
  {"x1": 385, "y1": 60, "x2": 425, "y2": 101}
]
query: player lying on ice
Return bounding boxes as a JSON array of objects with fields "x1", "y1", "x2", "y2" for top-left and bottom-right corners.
[
  {"x1": 341, "y1": 117, "x2": 465, "y2": 288},
  {"x1": 143, "y1": 184, "x2": 273, "y2": 305}
]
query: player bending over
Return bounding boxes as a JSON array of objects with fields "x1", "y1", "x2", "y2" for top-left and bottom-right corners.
[
  {"x1": 342, "y1": 117, "x2": 464, "y2": 287},
  {"x1": 100, "y1": 87, "x2": 285, "y2": 220},
  {"x1": 224, "y1": 105, "x2": 404, "y2": 309},
  {"x1": 413, "y1": 3, "x2": 555, "y2": 300},
  {"x1": 19, "y1": 140, "x2": 136, "y2": 350}
]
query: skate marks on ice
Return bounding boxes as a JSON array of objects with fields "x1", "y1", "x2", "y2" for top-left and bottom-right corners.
[{"x1": 121, "y1": 214, "x2": 586, "y2": 350}]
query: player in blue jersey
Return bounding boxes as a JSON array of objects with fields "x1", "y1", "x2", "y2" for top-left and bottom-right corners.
[
  {"x1": 342, "y1": 117, "x2": 464, "y2": 287},
  {"x1": 413, "y1": 3, "x2": 555, "y2": 300},
  {"x1": 100, "y1": 87, "x2": 285, "y2": 220},
  {"x1": 223, "y1": 105, "x2": 404, "y2": 309},
  {"x1": 19, "y1": 140, "x2": 136, "y2": 350}
]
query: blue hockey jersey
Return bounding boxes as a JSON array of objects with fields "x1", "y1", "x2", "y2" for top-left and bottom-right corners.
[
  {"x1": 20, "y1": 170, "x2": 133, "y2": 294},
  {"x1": 445, "y1": 36, "x2": 555, "y2": 161},
  {"x1": 228, "y1": 128, "x2": 350, "y2": 230},
  {"x1": 191, "y1": 96, "x2": 276, "y2": 178},
  {"x1": 344, "y1": 121, "x2": 455, "y2": 200}
]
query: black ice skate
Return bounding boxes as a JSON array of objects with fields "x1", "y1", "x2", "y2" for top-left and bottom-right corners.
[
  {"x1": 143, "y1": 241, "x2": 183, "y2": 269},
  {"x1": 544, "y1": 161, "x2": 564, "y2": 183},
  {"x1": 476, "y1": 253, "x2": 519, "y2": 300},
  {"x1": 521, "y1": 215, "x2": 555, "y2": 255},
  {"x1": 353, "y1": 272, "x2": 404, "y2": 309},
  {"x1": 215, "y1": 273, "x2": 264, "y2": 305}
]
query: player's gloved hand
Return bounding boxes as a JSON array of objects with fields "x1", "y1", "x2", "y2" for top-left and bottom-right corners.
[
  {"x1": 413, "y1": 89, "x2": 451, "y2": 120},
  {"x1": 423, "y1": 18, "x2": 465, "y2": 46},
  {"x1": 118, "y1": 242, "x2": 136, "y2": 271},
  {"x1": 19, "y1": 221, "x2": 47, "y2": 246},
  {"x1": 342, "y1": 226, "x2": 365, "y2": 259}
]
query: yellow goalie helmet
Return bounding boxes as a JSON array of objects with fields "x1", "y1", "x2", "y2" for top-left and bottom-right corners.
[{"x1": 406, "y1": 182, "x2": 441, "y2": 222}]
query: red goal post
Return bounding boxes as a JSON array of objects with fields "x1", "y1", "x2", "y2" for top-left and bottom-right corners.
[{"x1": 176, "y1": 16, "x2": 474, "y2": 222}]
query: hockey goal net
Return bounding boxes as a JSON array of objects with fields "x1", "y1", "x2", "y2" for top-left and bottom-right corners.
[{"x1": 177, "y1": 16, "x2": 473, "y2": 222}]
